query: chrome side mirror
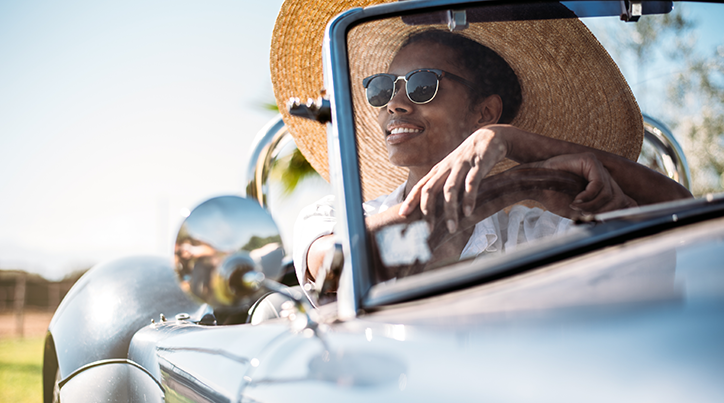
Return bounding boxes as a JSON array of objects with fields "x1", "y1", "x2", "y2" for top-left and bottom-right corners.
[{"x1": 174, "y1": 196, "x2": 285, "y2": 309}]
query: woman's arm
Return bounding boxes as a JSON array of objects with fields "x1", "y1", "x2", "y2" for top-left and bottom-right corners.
[
  {"x1": 400, "y1": 125, "x2": 692, "y2": 231},
  {"x1": 499, "y1": 125, "x2": 692, "y2": 204}
]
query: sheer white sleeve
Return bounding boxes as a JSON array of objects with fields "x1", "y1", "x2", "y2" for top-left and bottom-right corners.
[{"x1": 292, "y1": 195, "x2": 337, "y2": 289}]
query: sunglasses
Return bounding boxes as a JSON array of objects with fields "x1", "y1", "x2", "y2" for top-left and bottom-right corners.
[{"x1": 362, "y1": 68, "x2": 476, "y2": 108}]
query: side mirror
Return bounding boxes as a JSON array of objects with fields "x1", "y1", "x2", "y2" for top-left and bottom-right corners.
[{"x1": 174, "y1": 196, "x2": 284, "y2": 309}]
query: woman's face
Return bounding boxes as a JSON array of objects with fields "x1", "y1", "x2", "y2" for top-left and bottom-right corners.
[{"x1": 377, "y1": 41, "x2": 482, "y2": 173}]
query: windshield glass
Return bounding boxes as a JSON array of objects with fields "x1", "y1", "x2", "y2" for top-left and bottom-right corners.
[{"x1": 339, "y1": 1, "x2": 721, "y2": 291}]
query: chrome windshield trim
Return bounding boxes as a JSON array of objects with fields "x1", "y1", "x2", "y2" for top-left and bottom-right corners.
[{"x1": 324, "y1": 6, "x2": 368, "y2": 318}]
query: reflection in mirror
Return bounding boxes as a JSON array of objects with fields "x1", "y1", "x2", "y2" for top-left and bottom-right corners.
[
  {"x1": 174, "y1": 196, "x2": 284, "y2": 309},
  {"x1": 343, "y1": 3, "x2": 692, "y2": 283}
]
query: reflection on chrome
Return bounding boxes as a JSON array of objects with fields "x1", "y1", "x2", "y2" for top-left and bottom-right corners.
[{"x1": 174, "y1": 196, "x2": 284, "y2": 308}]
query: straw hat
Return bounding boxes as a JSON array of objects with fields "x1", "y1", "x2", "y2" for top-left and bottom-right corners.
[{"x1": 271, "y1": 0, "x2": 643, "y2": 201}]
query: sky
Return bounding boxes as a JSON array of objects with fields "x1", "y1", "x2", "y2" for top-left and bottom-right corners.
[
  {"x1": 0, "y1": 0, "x2": 289, "y2": 280},
  {"x1": 0, "y1": 1, "x2": 722, "y2": 281}
]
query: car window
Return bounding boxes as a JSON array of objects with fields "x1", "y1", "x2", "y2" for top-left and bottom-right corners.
[{"x1": 339, "y1": 2, "x2": 720, "y2": 290}]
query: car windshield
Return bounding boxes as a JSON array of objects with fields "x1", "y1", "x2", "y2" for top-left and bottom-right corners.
[{"x1": 329, "y1": 1, "x2": 722, "y2": 295}]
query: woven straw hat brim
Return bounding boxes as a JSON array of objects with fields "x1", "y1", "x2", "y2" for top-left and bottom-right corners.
[
  {"x1": 272, "y1": 0, "x2": 643, "y2": 201},
  {"x1": 271, "y1": 0, "x2": 394, "y2": 199}
]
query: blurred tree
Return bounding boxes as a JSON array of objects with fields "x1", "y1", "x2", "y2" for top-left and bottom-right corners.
[
  {"x1": 612, "y1": 4, "x2": 723, "y2": 195},
  {"x1": 669, "y1": 45, "x2": 724, "y2": 194}
]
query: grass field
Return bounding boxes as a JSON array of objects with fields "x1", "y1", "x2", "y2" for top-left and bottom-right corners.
[
  {"x1": 0, "y1": 310, "x2": 52, "y2": 403},
  {"x1": 0, "y1": 336, "x2": 44, "y2": 403}
]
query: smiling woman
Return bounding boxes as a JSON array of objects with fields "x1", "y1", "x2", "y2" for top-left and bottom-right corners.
[
  {"x1": 373, "y1": 31, "x2": 521, "y2": 187},
  {"x1": 280, "y1": 2, "x2": 692, "y2": 293}
]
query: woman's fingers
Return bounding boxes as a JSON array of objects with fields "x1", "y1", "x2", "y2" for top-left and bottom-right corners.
[
  {"x1": 400, "y1": 127, "x2": 509, "y2": 227},
  {"x1": 571, "y1": 179, "x2": 610, "y2": 213},
  {"x1": 399, "y1": 180, "x2": 424, "y2": 216},
  {"x1": 419, "y1": 177, "x2": 438, "y2": 219},
  {"x1": 462, "y1": 163, "x2": 482, "y2": 218},
  {"x1": 571, "y1": 175, "x2": 604, "y2": 204},
  {"x1": 400, "y1": 160, "x2": 469, "y2": 233},
  {"x1": 442, "y1": 163, "x2": 471, "y2": 233},
  {"x1": 541, "y1": 152, "x2": 634, "y2": 215},
  {"x1": 581, "y1": 179, "x2": 636, "y2": 213}
]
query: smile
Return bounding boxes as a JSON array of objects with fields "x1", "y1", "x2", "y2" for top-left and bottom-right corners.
[
  {"x1": 386, "y1": 124, "x2": 424, "y2": 145},
  {"x1": 389, "y1": 127, "x2": 423, "y2": 135}
]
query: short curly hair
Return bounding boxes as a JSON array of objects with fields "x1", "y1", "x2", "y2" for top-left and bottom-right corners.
[{"x1": 400, "y1": 29, "x2": 522, "y2": 124}]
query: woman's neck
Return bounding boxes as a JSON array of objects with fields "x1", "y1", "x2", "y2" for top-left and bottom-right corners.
[{"x1": 405, "y1": 166, "x2": 433, "y2": 198}]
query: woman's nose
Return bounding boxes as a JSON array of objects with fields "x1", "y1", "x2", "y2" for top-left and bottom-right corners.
[{"x1": 386, "y1": 81, "x2": 412, "y2": 114}]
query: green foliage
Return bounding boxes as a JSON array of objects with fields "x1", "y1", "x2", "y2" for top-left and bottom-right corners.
[
  {"x1": 242, "y1": 235, "x2": 283, "y2": 252},
  {"x1": 0, "y1": 337, "x2": 44, "y2": 403},
  {"x1": 270, "y1": 148, "x2": 319, "y2": 196},
  {"x1": 262, "y1": 102, "x2": 280, "y2": 112}
]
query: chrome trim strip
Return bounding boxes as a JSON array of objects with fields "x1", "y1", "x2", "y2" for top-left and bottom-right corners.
[
  {"x1": 324, "y1": 7, "x2": 369, "y2": 318},
  {"x1": 58, "y1": 358, "x2": 164, "y2": 392}
]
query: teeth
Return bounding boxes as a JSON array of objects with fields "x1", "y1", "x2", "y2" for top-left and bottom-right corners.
[{"x1": 390, "y1": 127, "x2": 422, "y2": 135}]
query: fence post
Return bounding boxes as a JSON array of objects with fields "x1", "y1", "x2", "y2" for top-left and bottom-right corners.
[
  {"x1": 14, "y1": 273, "x2": 26, "y2": 338},
  {"x1": 48, "y1": 282, "x2": 60, "y2": 311}
]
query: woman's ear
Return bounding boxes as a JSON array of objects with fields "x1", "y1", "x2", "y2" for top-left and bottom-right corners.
[{"x1": 476, "y1": 94, "x2": 503, "y2": 126}]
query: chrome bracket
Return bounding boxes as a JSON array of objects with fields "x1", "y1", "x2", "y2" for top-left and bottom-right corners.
[
  {"x1": 288, "y1": 96, "x2": 331, "y2": 124},
  {"x1": 447, "y1": 9, "x2": 468, "y2": 31},
  {"x1": 620, "y1": 0, "x2": 642, "y2": 22}
]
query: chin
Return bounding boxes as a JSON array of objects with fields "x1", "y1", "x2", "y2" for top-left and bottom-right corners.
[
  {"x1": 386, "y1": 153, "x2": 412, "y2": 168},
  {"x1": 388, "y1": 155, "x2": 430, "y2": 171}
]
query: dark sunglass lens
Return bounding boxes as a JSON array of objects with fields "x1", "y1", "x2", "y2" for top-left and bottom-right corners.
[
  {"x1": 366, "y1": 75, "x2": 394, "y2": 107},
  {"x1": 407, "y1": 71, "x2": 438, "y2": 103}
]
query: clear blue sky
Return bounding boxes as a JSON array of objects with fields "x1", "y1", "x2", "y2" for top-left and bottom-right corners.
[
  {"x1": 0, "y1": 0, "x2": 284, "y2": 279},
  {"x1": 0, "y1": 1, "x2": 721, "y2": 281}
]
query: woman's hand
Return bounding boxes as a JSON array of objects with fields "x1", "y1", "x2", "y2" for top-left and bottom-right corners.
[
  {"x1": 398, "y1": 126, "x2": 511, "y2": 233},
  {"x1": 530, "y1": 152, "x2": 637, "y2": 215},
  {"x1": 399, "y1": 124, "x2": 638, "y2": 233}
]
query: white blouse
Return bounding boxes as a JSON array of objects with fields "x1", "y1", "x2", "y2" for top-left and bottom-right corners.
[{"x1": 292, "y1": 182, "x2": 573, "y2": 289}]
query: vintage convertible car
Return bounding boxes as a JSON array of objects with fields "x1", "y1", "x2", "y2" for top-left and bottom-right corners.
[{"x1": 44, "y1": 1, "x2": 724, "y2": 402}]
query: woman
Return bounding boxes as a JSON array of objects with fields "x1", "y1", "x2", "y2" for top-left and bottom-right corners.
[{"x1": 272, "y1": 6, "x2": 692, "y2": 289}]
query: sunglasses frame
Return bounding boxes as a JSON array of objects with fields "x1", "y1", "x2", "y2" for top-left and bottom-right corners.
[{"x1": 362, "y1": 68, "x2": 477, "y2": 108}]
